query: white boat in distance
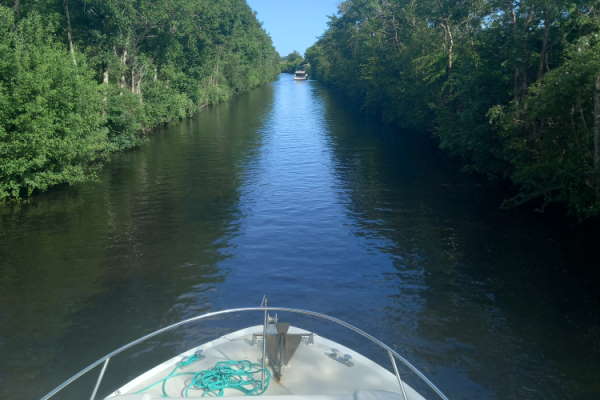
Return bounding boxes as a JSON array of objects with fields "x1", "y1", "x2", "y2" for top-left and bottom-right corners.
[
  {"x1": 294, "y1": 71, "x2": 308, "y2": 80},
  {"x1": 40, "y1": 298, "x2": 449, "y2": 400}
]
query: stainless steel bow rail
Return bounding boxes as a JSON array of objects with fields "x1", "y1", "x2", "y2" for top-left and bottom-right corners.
[{"x1": 39, "y1": 307, "x2": 449, "y2": 400}]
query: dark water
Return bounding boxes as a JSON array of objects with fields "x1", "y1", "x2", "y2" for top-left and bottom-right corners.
[{"x1": 1, "y1": 75, "x2": 599, "y2": 399}]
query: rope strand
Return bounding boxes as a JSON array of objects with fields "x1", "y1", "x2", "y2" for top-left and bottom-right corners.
[{"x1": 134, "y1": 356, "x2": 271, "y2": 398}]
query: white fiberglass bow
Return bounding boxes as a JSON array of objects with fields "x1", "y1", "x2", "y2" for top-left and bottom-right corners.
[{"x1": 39, "y1": 301, "x2": 449, "y2": 400}]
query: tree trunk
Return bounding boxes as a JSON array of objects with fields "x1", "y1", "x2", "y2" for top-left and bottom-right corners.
[
  {"x1": 120, "y1": 48, "x2": 128, "y2": 90},
  {"x1": 510, "y1": 7, "x2": 519, "y2": 102},
  {"x1": 443, "y1": 21, "x2": 454, "y2": 71},
  {"x1": 435, "y1": 0, "x2": 454, "y2": 73},
  {"x1": 63, "y1": 0, "x2": 77, "y2": 66},
  {"x1": 138, "y1": 68, "x2": 146, "y2": 96},
  {"x1": 594, "y1": 73, "x2": 600, "y2": 178},
  {"x1": 537, "y1": 19, "x2": 550, "y2": 81},
  {"x1": 102, "y1": 68, "x2": 109, "y2": 116},
  {"x1": 13, "y1": 0, "x2": 20, "y2": 17},
  {"x1": 137, "y1": 75, "x2": 143, "y2": 101}
]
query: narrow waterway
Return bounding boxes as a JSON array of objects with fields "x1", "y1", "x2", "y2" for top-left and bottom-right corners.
[{"x1": 1, "y1": 75, "x2": 598, "y2": 400}]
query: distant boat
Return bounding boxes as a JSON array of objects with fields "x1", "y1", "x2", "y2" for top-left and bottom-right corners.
[{"x1": 294, "y1": 70, "x2": 308, "y2": 80}]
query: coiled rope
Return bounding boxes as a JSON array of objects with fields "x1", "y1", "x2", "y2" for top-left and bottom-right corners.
[{"x1": 133, "y1": 355, "x2": 271, "y2": 397}]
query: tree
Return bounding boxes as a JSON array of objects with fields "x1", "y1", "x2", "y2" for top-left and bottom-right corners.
[
  {"x1": 0, "y1": 0, "x2": 280, "y2": 200},
  {"x1": 0, "y1": 6, "x2": 108, "y2": 199},
  {"x1": 306, "y1": 0, "x2": 600, "y2": 218},
  {"x1": 281, "y1": 51, "x2": 304, "y2": 73}
]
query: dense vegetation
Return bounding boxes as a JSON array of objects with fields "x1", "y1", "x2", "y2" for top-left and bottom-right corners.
[
  {"x1": 306, "y1": 0, "x2": 600, "y2": 218},
  {"x1": 0, "y1": 0, "x2": 279, "y2": 200},
  {"x1": 280, "y1": 51, "x2": 305, "y2": 73}
]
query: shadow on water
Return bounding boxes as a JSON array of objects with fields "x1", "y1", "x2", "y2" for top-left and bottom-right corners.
[{"x1": 316, "y1": 85, "x2": 600, "y2": 399}]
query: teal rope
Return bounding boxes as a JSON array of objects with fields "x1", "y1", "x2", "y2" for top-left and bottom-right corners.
[{"x1": 134, "y1": 356, "x2": 270, "y2": 398}]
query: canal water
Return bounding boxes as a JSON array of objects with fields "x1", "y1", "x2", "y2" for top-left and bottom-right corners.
[{"x1": 1, "y1": 75, "x2": 598, "y2": 399}]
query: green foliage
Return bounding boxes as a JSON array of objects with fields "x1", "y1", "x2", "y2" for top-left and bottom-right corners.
[
  {"x1": 143, "y1": 80, "x2": 194, "y2": 127},
  {"x1": 0, "y1": 7, "x2": 108, "y2": 200},
  {"x1": 306, "y1": 0, "x2": 600, "y2": 218},
  {"x1": 105, "y1": 88, "x2": 146, "y2": 150},
  {"x1": 0, "y1": 0, "x2": 279, "y2": 200},
  {"x1": 492, "y1": 35, "x2": 600, "y2": 217},
  {"x1": 281, "y1": 51, "x2": 305, "y2": 73}
]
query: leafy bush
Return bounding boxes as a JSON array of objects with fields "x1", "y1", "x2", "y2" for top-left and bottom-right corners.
[{"x1": 0, "y1": 8, "x2": 108, "y2": 200}]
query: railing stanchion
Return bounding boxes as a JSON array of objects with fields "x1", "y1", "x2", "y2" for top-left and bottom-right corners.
[
  {"x1": 388, "y1": 350, "x2": 408, "y2": 400},
  {"x1": 261, "y1": 296, "x2": 268, "y2": 389},
  {"x1": 90, "y1": 357, "x2": 110, "y2": 400}
]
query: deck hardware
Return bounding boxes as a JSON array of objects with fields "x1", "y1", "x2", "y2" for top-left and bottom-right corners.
[
  {"x1": 326, "y1": 349, "x2": 354, "y2": 367},
  {"x1": 252, "y1": 332, "x2": 313, "y2": 345},
  {"x1": 302, "y1": 333, "x2": 314, "y2": 345},
  {"x1": 256, "y1": 321, "x2": 309, "y2": 381},
  {"x1": 388, "y1": 350, "x2": 408, "y2": 400},
  {"x1": 193, "y1": 349, "x2": 204, "y2": 360},
  {"x1": 260, "y1": 295, "x2": 268, "y2": 389},
  {"x1": 89, "y1": 357, "x2": 110, "y2": 400}
]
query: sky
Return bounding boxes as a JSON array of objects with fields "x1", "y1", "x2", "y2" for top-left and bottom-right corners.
[{"x1": 246, "y1": 0, "x2": 341, "y2": 57}]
